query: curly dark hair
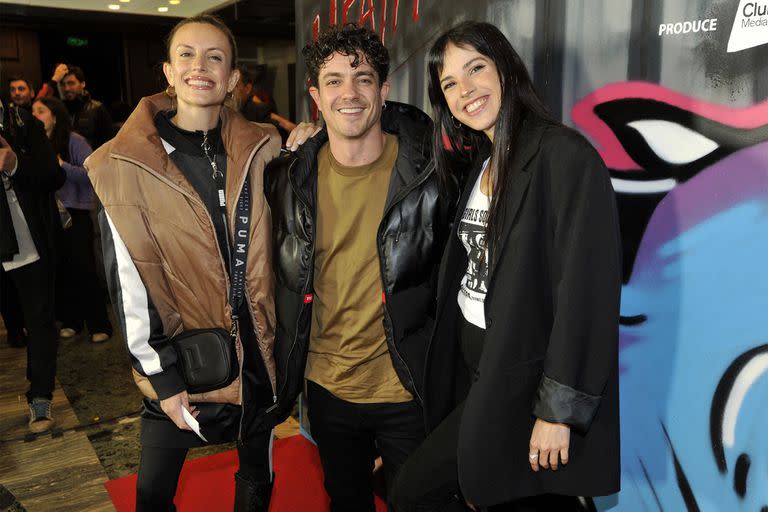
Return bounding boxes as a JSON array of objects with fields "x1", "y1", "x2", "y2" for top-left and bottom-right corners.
[{"x1": 302, "y1": 23, "x2": 389, "y2": 87}]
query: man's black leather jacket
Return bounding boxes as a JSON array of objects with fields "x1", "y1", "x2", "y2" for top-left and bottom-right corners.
[{"x1": 264, "y1": 101, "x2": 457, "y2": 415}]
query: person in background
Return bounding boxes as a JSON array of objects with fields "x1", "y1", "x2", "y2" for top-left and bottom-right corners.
[
  {"x1": 1, "y1": 98, "x2": 66, "y2": 433},
  {"x1": 390, "y1": 21, "x2": 622, "y2": 511},
  {"x1": 0, "y1": 81, "x2": 31, "y2": 346},
  {"x1": 234, "y1": 65, "x2": 295, "y2": 144},
  {"x1": 9, "y1": 76, "x2": 35, "y2": 110},
  {"x1": 265, "y1": 23, "x2": 455, "y2": 512},
  {"x1": 31, "y1": 97, "x2": 113, "y2": 343},
  {"x1": 85, "y1": 14, "x2": 282, "y2": 511},
  {"x1": 60, "y1": 66, "x2": 114, "y2": 149},
  {"x1": 35, "y1": 63, "x2": 70, "y2": 100}
]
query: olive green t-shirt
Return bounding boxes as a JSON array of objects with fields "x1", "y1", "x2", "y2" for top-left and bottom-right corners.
[{"x1": 305, "y1": 134, "x2": 413, "y2": 403}]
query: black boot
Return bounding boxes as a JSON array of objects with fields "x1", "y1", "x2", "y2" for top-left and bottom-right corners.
[{"x1": 234, "y1": 472, "x2": 272, "y2": 512}]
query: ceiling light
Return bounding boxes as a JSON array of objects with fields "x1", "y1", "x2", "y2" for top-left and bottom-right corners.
[
  {"x1": 169, "y1": 0, "x2": 180, "y2": 4},
  {"x1": 158, "y1": 6, "x2": 169, "y2": 11},
  {"x1": 108, "y1": 4, "x2": 120, "y2": 9},
  {"x1": 119, "y1": 0, "x2": 130, "y2": 3}
]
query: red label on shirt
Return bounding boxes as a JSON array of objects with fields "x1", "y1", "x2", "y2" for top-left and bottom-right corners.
[
  {"x1": 382, "y1": 292, "x2": 386, "y2": 304},
  {"x1": 304, "y1": 293, "x2": 313, "y2": 304}
]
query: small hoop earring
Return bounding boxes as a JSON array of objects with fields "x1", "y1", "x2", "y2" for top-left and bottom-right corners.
[
  {"x1": 450, "y1": 115, "x2": 462, "y2": 130},
  {"x1": 382, "y1": 101, "x2": 387, "y2": 109}
]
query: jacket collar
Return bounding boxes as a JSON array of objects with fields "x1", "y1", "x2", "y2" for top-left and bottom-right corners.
[
  {"x1": 65, "y1": 91, "x2": 93, "y2": 110},
  {"x1": 109, "y1": 93, "x2": 271, "y2": 204},
  {"x1": 434, "y1": 116, "x2": 550, "y2": 322},
  {"x1": 488, "y1": 117, "x2": 548, "y2": 279},
  {"x1": 452, "y1": 116, "x2": 548, "y2": 279}
]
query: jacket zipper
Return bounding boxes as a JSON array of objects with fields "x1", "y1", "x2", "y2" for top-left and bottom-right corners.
[
  {"x1": 115, "y1": 135, "x2": 276, "y2": 442},
  {"x1": 375, "y1": 160, "x2": 436, "y2": 404},
  {"x1": 234, "y1": 136, "x2": 275, "y2": 441},
  {"x1": 277, "y1": 158, "x2": 316, "y2": 403}
]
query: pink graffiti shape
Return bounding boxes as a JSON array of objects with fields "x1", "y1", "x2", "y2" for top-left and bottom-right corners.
[{"x1": 571, "y1": 81, "x2": 768, "y2": 171}]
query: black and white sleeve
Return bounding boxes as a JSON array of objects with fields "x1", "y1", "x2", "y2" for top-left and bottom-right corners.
[{"x1": 98, "y1": 204, "x2": 186, "y2": 400}]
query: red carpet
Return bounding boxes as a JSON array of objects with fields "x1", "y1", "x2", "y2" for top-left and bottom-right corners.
[{"x1": 105, "y1": 435, "x2": 387, "y2": 511}]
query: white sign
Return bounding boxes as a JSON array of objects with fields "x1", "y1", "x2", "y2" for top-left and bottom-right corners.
[
  {"x1": 728, "y1": 0, "x2": 768, "y2": 52},
  {"x1": 658, "y1": 18, "x2": 717, "y2": 36}
]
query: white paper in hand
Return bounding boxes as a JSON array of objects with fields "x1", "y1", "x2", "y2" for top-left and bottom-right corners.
[{"x1": 182, "y1": 406, "x2": 207, "y2": 442}]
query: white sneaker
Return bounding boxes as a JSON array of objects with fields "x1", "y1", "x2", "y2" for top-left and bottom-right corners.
[
  {"x1": 28, "y1": 398, "x2": 55, "y2": 433},
  {"x1": 91, "y1": 333, "x2": 110, "y2": 343},
  {"x1": 59, "y1": 328, "x2": 77, "y2": 339}
]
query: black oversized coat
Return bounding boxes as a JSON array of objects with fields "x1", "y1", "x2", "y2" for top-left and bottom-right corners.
[{"x1": 424, "y1": 118, "x2": 622, "y2": 506}]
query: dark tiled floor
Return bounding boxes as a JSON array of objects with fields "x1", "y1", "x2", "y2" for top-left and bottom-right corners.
[{"x1": 1, "y1": 311, "x2": 298, "y2": 510}]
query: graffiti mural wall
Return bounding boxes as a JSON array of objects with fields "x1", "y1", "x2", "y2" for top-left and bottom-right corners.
[{"x1": 295, "y1": 0, "x2": 768, "y2": 509}]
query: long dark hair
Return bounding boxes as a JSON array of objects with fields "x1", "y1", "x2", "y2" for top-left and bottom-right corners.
[
  {"x1": 35, "y1": 97, "x2": 72, "y2": 162},
  {"x1": 427, "y1": 21, "x2": 561, "y2": 248}
]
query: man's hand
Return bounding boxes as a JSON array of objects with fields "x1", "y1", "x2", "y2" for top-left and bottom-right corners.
[
  {"x1": 52, "y1": 63, "x2": 69, "y2": 83},
  {"x1": 0, "y1": 135, "x2": 18, "y2": 173},
  {"x1": 528, "y1": 418, "x2": 570, "y2": 472},
  {"x1": 159, "y1": 390, "x2": 198, "y2": 431},
  {"x1": 286, "y1": 122, "x2": 321, "y2": 152}
]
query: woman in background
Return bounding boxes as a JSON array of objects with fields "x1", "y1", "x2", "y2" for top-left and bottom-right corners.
[
  {"x1": 32, "y1": 96, "x2": 113, "y2": 343},
  {"x1": 391, "y1": 21, "x2": 622, "y2": 511}
]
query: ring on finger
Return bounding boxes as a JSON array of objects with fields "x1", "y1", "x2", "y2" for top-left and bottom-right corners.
[{"x1": 529, "y1": 452, "x2": 539, "y2": 460}]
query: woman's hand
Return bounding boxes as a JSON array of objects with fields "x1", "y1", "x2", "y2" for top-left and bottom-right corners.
[
  {"x1": 160, "y1": 390, "x2": 198, "y2": 431},
  {"x1": 286, "y1": 122, "x2": 321, "y2": 152},
  {"x1": 57, "y1": 155, "x2": 64, "y2": 166},
  {"x1": 528, "y1": 418, "x2": 570, "y2": 471}
]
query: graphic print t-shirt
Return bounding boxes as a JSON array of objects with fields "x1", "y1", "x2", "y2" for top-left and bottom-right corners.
[{"x1": 457, "y1": 159, "x2": 491, "y2": 329}]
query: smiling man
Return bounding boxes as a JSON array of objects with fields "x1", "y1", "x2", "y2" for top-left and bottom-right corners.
[{"x1": 265, "y1": 23, "x2": 455, "y2": 512}]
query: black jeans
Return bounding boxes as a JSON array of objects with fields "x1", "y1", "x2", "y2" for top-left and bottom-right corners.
[
  {"x1": 56, "y1": 208, "x2": 112, "y2": 335},
  {"x1": 3, "y1": 257, "x2": 58, "y2": 401},
  {"x1": 0, "y1": 267, "x2": 24, "y2": 341},
  {"x1": 306, "y1": 380, "x2": 426, "y2": 512},
  {"x1": 135, "y1": 430, "x2": 273, "y2": 511}
]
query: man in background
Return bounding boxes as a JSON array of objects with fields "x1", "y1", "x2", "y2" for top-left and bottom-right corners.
[
  {"x1": 35, "y1": 63, "x2": 69, "y2": 100},
  {"x1": 9, "y1": 77, "x2": 35, "y2": 110},
  {"x1": 60, "y1": 66, "x2": 113, "y2": 149},
  {"x1": 234, "y1": 65, "x2": 295, "y2": 144}
]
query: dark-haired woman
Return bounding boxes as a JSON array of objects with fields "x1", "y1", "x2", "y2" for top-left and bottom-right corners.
[
  {"x1": 85, "y1": 14, "x2": 281, "y2": 512},
  {"x1": 31, "y1": 97, "x2": 113, "y2": 343},
  {"x1": 390, "y1": 21, "x2": 621, "y2": 511}
]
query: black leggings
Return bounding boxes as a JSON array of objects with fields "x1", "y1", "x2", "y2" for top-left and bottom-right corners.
[
  {"x1": 56, "y1": 208, "x2": 112, "y2": 335},
  {"x1": 135, "y1": 431, "x2": 272, "y2": 512}
]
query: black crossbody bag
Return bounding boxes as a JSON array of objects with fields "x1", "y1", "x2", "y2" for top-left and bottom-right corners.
[{"x1": 171, "y1": 143, "x2": 252, "y2": 394}]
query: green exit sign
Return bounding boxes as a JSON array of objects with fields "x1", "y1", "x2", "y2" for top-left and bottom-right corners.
[{"x1": 66, "y1": 37, "x2": 88, "y2": 47}]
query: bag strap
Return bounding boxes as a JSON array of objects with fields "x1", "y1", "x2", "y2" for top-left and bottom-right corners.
[{"x1": 211, "y1": 159, "x2": 252, "y2": 337}]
